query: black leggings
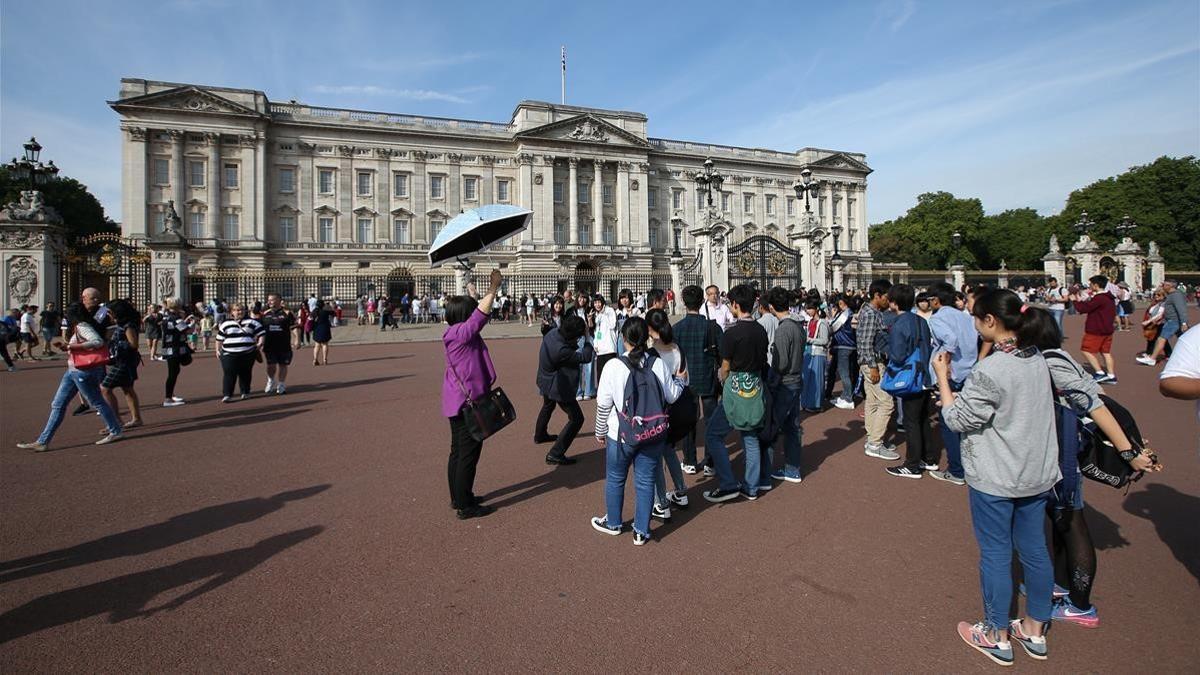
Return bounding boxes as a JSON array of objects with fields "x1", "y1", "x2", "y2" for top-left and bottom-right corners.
[
  {"x1": 595, "y1": 353, "x2": 616, "y2": 380},
  {"x1": 448, "y1": 414, "x2": 484, "y2": 510},
  {"x1": 219, "y1": 351, "x2": 256, "y2": 397},
  {"x1": 1050, "y1": 506, "x2": 1097, "y2": 610},
  {"x1": 901, "y1": 394, "x2": 936, "y2": 470},
  {"x1": 165, "y1": 357, "x2": 182, "y2": 398}
]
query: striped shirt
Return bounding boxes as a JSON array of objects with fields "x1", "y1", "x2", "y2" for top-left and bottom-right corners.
[{"x1": 216, "y1": 318, "x2": 264, "y2": 353}]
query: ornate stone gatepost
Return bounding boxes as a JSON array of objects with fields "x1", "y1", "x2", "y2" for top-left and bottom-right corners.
[
  {"x1": 668, "y1": 252, "x2": 684, "y2": 309},
  {"x1": 949, "y1": 264, "x2": 966, "y2": 290},
  {"x1": 145, "y1": 200, "x2": 191, "y2": 304},
  {"x1": 454, "y1": 260, "x2": 476, "y2": 296},
  {"x1": 691, "y1": 217, "x2": 729, "y2": 291},
  {"x1": 1146, "y1": 241, "x2": 1165, "y2": 289},
  {"x1": 1112, "y1": 236, "x2": 1144, "y2": 291},
  {"x1": 0, "y1": 190, "x2": 67, "y2": 312},
  {"x1": 831, "y1": 258, "x2": 845, "y2": 291},
  {"x1": 1070, "y1": 232, "x2": 1103, "y2": 282},
  {"x1": 997, "y1": 260, "x2": 1010, "y2": 289},
  {"x1": 1042, "y1": 234, "x2": 1066, "y2": 286}
]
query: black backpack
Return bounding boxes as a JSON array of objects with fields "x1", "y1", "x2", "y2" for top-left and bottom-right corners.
[{"x1": 1044, "y1": 351, "x2": 1146, "y2": 489}]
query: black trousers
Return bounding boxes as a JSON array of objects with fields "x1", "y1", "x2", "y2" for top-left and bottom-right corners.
[
  {"x1": 0, "y1": 340, "x2": 12, "y2": 368},
  {"x1": 901, "y1": 393, "x2": 936, "y2": 470},
  {"x1": 595, "y1": 353, "x2": 616, "y2": 380},
  {"x1": 535, "y1": 396, "x2": 584, "y2": 457},
  {"x1": 165, "y1": 357, "x2": 181, "y2": 398},
  {"x1": 448, "y1": 414, "x2": 484, "y2": 510},
  {"x1": 219, "y1": 351, "x2": 256, "y2": 397}
]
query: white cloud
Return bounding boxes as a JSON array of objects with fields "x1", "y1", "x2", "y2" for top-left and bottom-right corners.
[
  {"x1": 309, "y1": 85, "x2": 471, "y2": 104},
  {"x1": 889, "y1": 0, "x2": 916, "y2": 32}
]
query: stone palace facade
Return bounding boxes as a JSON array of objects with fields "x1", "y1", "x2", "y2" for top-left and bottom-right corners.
[{"x1": 110, "y1": 77, "x2": 874, "y2": 294}]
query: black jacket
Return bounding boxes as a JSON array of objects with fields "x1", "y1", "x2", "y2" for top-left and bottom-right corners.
[{"x1": 536, "y1": 327, "x2": 594, "y2": 401}]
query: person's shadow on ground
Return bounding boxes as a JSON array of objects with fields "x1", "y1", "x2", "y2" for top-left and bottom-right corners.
[
  {"x1": 0, "y1": 485, "x2": 330, "y2": 584},
  {"x1": 1123, "y1": 483, "x2": 1200, "y2": 585},
  {"x1": 481, "y1": 446, "x2": 605, "y2": 509},
  {"x1": 0, "y1": 526, "x2": 324, "y2": 644}
]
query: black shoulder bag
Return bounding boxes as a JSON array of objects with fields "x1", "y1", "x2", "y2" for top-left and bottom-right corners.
[{"x1": 448, "y1": 360, "x2": 517, "y2": 442}]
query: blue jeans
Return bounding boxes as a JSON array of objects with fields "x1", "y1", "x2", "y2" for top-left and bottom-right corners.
[
  {"x1": 968, "y1": 487, "x2": 1054, "y2": 629},
  {"x1": 771, "y1": 383, "x2": 803, "y2": 476},
  {"x1": 938, "y1": 379, "x2": 965, "y2": 478},
  {"x1": 835, "y1": 349, "x2": 855, "y2": 403},
  {"x1": 704, "y1": 399, "x2": 769, "y2": 494},
  {"x1": 576, "y1": 337, "x2": 595, "y2": 398},
  {"x1": 682, "y1": 394, "x2": 718, "y2": 466},
  {"x1": 37, "y1": 368, "x2": 123, "y2": 445},
  {"x1": 653, "y1": 443, "x2": 688, "y2": 505},
  {"x1": 605, "y1": 438, "x2": 663, "y2": 537},
  {"x1": 1050, "y1": 309, "x2": 1065, "y2": 334}
]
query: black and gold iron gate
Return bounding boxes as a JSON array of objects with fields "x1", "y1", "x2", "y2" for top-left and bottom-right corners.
[
  {"x1": 727, "y1": 235, "x2": 802, "y2": 291},
  {"x1": 60, "y1": 233, "x2": 152, "y2": 309}
]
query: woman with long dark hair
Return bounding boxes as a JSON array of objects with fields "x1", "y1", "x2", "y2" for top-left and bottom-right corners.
[
  {"x1": 100, "y1": 299, "x2": 145, "y2": 429},
  {"x1": 646, "y1": 309, "x2": 691, "y2": 519},
  {"x1": 590, "y1": 316, "x2": 686, "y2": 546},
  {"x1": 16, "y1": 303, "x2": 125, "y2": 451}
]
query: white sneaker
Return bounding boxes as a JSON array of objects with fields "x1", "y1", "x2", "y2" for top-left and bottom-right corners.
[
  {"x1": 264, "y1": 378, "x2": 275, "y2": 393},
  {"x1": 651, "y1": 503, "x2": 672, "y2": 520},
  {"x1": 702, "y1": 465, "x2": 716, "y2": 477},
  {"x1": 666, "y1": 491, "x2": 690, "y2": 508},
  {"x1": 1135, "y1": 356, "x2": 1157, "y2": 366},
  {"x1": 681, "y1": 464, "x2": 698, "y2": 475},
  {"x1": 163, "y1": 399, "x2": 186, "y2": 407},
  {"x1": 276, "y1": 382, "x2": 286, "y2": 394},
  {"x1": 170, "y1": 396, "x2": 185, "y2": 403},
  {"x1": 833, "y1": 398, "x2": 855, "y2": 410},
  {"x1": 865, "y1": 442, "x2": 901, "y2": 461},
  {"x1": 920, "y1": 463, "x2": 940, "y2": 472}
]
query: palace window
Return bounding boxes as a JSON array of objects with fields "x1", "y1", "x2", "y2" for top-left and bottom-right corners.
[
  {"x1": 766, "y1": 194, "x2": 776, "y2": 215},
  {"x1": 393, "y1": 218, "x2": 410, "y2": 243},
  {"x1": 224, "y1": 163, "x2": 239, "y2": 189},
  {"x1": 648, "y1": 225, "x2": 659, "y2": 249},
  {"x1": 430, "y1": 219, "x2": 445, "y2": 240},
  {"x1": 786, "y1": 196, "x2": 794, "y2": 216},
  {"x1": 318, "y1": 217, "x2": 334, "y2": 243},
  {"x1": 279, "y1": 168, "x2": 295, "y2": 194},
  {"x1": 848, "y1": 197, "x2": 856, "y2": 226},
  {"x1": 696, "y1": 189, "x2": 705, "y2": 210},
  {"x1": 223, "y1": 213, "x2": 239, "y2": 240},
  {"x1": 188, "y1": 211, "x2": 204, "y2": 238},
  {"x1": 603, "y1": 222, "x2": 615, "y2": 246},
  {"x1": 357, "y1": 217, "x2": 373, "y2": 243},
  {"x1": 280, "y1": 216, "x2": 296, "y2": 242},
  {"x1": 602, "y1": 183, "x2": 613, "y2": 206},
  {"x1": 721, "y1": 192, "x2": 731, "y2": 211},
  {"x1": 579, "y1": 221, "x2": 591, "y2": 244},
  {"x1": 553, "y1": 221, "x2": 566, "y2": 244},
  {"x1": 648, "y1": 187, "x2": 658, "y2": 209},
  {"x1": 393, "y1": 173, "x2": 409, "y2": 197},
  {"x1": 318, "y1": 169, "x2": 335, "y2": 194},
  {"x1": 153, "y1": 159, "x2": 170, "y2": 186},
  {"x1": 188, "y1": 161, "x2": 205, "y2": 187},
  {"x1": 578, "y1": 182, "x2": 589, "y2": 204},
  {"x1": 553, "y1": 181, "x2": 564, "y2": 203},
  {"x1": 357, "y1": 171, "x2": 372, "y2": 197},
  {"x1": 152, "y1": 210, "x2": 166, "y2": 233},
  {"x1": 743, "y1": 193, "x2": 753, "y2": 213},
  {"x1": 672, "y1": 189, "x2": 682, "y2": 210},
  {"x1": 430, "y1": 176, "x2": 445, "y2": 200},
  {"x1": 496, "y1": 179, "x2": 510, "y2": 203},
  {"x1": 463, "y1": 177, "x2": 478, "y2": 201}
]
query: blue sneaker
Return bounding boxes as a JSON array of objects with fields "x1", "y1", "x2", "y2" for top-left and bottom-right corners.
[
  {"x1": 1008, "y1": 620, "x2": 1048, "y2": 660},
  {"x1": 770, "y1": 469, "x2": 803, "y2": 483},
  {"x1": 1050, "y1": 598, "x2": 1100, "y2": 628},
  {"x1": 957, "y1": 621, "x2": 1013, "y2": 667}
]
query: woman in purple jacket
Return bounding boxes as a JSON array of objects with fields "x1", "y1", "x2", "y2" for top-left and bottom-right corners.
[{"x1": 442, "y1": 268, "x2": 503, "y2": 520}]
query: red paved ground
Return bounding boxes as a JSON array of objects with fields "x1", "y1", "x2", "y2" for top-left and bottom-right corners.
[{"x1": 1, "y1": 313, "x2": 1197, "y2": 672}]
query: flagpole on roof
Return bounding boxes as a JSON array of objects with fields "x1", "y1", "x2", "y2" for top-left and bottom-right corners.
[{"x1": 561, "y1": 45, "x2": 566, "y2": 105}]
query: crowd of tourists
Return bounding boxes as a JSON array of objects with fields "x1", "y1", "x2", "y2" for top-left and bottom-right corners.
[{"x1": 440, "y1": 270, "x2": 1196, "y2": 667}]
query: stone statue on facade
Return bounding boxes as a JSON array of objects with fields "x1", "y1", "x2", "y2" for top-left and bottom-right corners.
[
  {"x1": 1147, "y1": 241, "x2": 1160, "y2": 258},
  {"x1": 163, "y1": 200, "x2": 183, "y2": 234},
  {"x1": 1047, "y1": 234, "x2": 1060, "y2": 254},
  {"x1": 2, "y1": 190, "x2": 62, "y2": 224}
]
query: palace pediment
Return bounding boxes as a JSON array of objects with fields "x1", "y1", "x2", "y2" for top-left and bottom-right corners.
[
  {"x1": 109, "y1": 86, "x2": 265, "y2": 118},
  {"x1": 515, "y1": 113, "x2": 650, "y2": 148},
  {"x1": 806, "y1": 152, "x2": 872, "y2": 174}
]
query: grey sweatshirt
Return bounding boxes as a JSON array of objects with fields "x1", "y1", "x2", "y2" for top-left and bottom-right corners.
[
  {"x1": 772, "y1": 317, "x2": 806, "y2": 387},
  {"x1": 943, "y1": 349, "x2": 1062, "y2": 498},
  {"x1": 1162, "y1": 289, "x2": 1188, "y2": 325}
]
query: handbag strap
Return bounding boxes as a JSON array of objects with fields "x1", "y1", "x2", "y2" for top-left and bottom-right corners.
[{"x1": 446, "y1": 357, "x2": 475, "y2": 405}]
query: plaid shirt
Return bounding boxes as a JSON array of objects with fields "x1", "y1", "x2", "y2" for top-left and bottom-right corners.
[
  {"x1": 856, "y1": 303, "x2": 885, "y2": 366},
  {"x1": 673, "y1": 313, "x2": 717, "y2": 396}
]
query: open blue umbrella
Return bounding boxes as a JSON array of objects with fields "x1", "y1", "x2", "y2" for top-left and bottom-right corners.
[{"x1": 428, "y1": 204, "x2": 533, "y2": 268}]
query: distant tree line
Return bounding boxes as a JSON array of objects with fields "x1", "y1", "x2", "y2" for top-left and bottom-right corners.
[{"x1": 869, "y1": 156, "x2": 1200, "y2": 270}]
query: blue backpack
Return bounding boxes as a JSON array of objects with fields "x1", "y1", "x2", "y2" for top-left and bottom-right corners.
[
  {"x1": 881, "y1": 316, "x2": 930, "y2": 396},
  {"x1": 617, "y1": 353, "x2": 670, "y2": 448}
]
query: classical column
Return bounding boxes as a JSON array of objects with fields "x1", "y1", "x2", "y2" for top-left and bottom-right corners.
[
  {"x1": 169, "y1": 130, "x2": 185, "y2": 226},
  {"x1": 518, "y1": 154, "x2": 534, "y2": 244},
  {"x1": 412, "y1": 151, "x2": 427, "y2": 243},
  {"x1": 124, "y1": 126, "x2": 149, "y2": 239},
  {"x1": 591, "y1": 160, "x2": 603, "y2": 246},
  {"x1": 568, "y1": 157, "x2": 579, "y2": 245},
  {"x1": 634, "y1": 162, "x2": 649, "y2": 248},
  {"x1": 205, "y1": 133, "x2": 222, "y2": 239},
  {"x1": 617, "y1": 161, "x2": 630, "y2": 246},
  {"x1": 255, "y1": 134, "x2": 266, "y2": 241}
]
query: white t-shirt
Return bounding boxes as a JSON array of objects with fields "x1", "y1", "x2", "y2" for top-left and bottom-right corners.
[
  {"x1": 1161, "y1": 327, "x2": 1200, "y2": 422},
  {"x1": 594, "y1": 352, "x2": 684, "y2": 441},
  {"x1": 19, "y1": 312, "x2": 36, "y2": 334}
]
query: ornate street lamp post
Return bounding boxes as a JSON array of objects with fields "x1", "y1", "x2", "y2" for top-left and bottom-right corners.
[
  {"x1": 951, "y1": 230, "x2": 963, "y2": 266},
  {"x1": 1115, "y1": 214, "x2": 1137, "y2": 238},
  {"x1": 1073, "y1": 210, "x2": 1095, "y2": 237},
  {"x1": 792, "y1": 168, "x2": 821, "y2": 213},
  {"x1": 5, "y1": 137, "x2": 59, "y2": 191},
  {"x1": 692, "y1": 158, "x2": 725, "y2": 284}
]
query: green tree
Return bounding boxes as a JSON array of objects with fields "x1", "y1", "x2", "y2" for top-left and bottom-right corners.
[
  {"x1": 977, "y1": 208, "x2": 1048, "y2": 270},
  {"x1": 0, "y1": 167, "x2": 118, "y2": 242},
  {"x1": 869, "y1": 191, "x2": 984, "y2": 269}
]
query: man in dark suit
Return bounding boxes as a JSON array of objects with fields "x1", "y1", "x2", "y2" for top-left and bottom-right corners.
[{"x1": 535, "y1": 313, "x2": 594, "y2": 465}]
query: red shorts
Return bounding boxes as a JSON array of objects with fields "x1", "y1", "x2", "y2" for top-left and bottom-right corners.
[{"x1": 1081, "y1": 332, "x2": 1113, "y2": 354}]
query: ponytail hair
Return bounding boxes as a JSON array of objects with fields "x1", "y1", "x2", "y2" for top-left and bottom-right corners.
[
  {"x1": 645, "y1": 308, "x2": 673, "y2": 344},
  {"x1": 621, "y1": 316, "x2": 649, "y2": 364},
  {"x1": 970, "y1": 288, "x2": 1049, "y2": 349}
]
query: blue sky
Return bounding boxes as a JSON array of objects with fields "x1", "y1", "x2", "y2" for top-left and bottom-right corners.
[{"x1": 2, "y1": 0, "x2": 1197, "y2": 225}]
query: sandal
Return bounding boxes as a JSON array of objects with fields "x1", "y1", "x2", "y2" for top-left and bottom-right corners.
[{"x1": 122, "y1": 420, "x2": 144, "y2": 430}]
